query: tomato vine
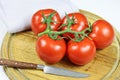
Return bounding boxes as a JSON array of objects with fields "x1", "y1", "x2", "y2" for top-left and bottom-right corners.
[{"x1": 38, "y1": 12, "x2": 92, "y2": 42}]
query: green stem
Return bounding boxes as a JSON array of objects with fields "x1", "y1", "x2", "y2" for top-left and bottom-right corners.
[
  {"x1": 38, "y1": 29, "x2": 49, "y2": 37},
  {"x1": 38, "y1": 13, "x2": 93, "y2": 42}
]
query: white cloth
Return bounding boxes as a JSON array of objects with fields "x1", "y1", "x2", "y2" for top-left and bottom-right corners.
[{"x1": 0, "y1": 0, "x2": 78, "y2": 33}]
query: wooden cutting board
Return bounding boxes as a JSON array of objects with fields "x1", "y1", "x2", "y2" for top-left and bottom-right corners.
[{"x1": 0, "y1": 10, "x2": 120, "y2": 80}]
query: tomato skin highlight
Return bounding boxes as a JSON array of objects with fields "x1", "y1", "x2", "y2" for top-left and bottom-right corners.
[
  {"x1": 89, "y1": 20, "x2": 114, "y2": 49},
  {"x1": 36, "y1": 35, "x2": 66, "y2": 64},
  {"x1": 31, "y1": 9, "x2": 61, "y2": 35},
  {"x1": 67, "y1": 38, "x2": 96, "y2": 65},
  {"x1": 61, "y1": 13, "x2": 88, "y2": 39}
]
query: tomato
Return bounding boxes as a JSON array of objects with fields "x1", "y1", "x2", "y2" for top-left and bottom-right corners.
[
  {"x1": 36, "y1": 34, "x2": 66, "y2": 64},
  {"x1": 61, "y1": 13, "x2": 88, "y2": 39},
  {"x1": 67, "y1": 38, "x2": 96, "y2": 65},
  {"x1": 31, "y1": 9, "x2": 61, "y2": 35},
  {"x1": 89, "y1": 20, "x2": 114, "y2": 49}
]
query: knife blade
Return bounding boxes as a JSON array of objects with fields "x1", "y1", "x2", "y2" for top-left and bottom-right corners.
[{"x1": 0, "y1": 58, "x2": 89, "y2": 78}]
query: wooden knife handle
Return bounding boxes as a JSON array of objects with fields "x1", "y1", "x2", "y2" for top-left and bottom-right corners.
[{"x1": 0, "y1": 58, "x2": 37, "y2": 69}]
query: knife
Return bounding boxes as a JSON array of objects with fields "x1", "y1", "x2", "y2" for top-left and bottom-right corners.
[{"x1": 0, "y1": 58, "x2": 89, "y2": 78}]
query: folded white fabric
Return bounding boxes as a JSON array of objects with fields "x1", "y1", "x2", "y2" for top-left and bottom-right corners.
[{"x1": 0, "y1": 0, "x2": 78, "y2": 33}]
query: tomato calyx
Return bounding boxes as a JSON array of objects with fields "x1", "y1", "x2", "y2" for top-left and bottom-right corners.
[
  {"x1": 38, "y1": 12, "x2": 56, "y2": 36},
  {"x1": 59, "y1": 13, "x2": 75, "y2": 29},
  {"x1": 42, "y1": 12, "x2": 57, "y2": 30},
  {"x1": 38, "y1": 13, "x2": 92, "y2": 42}
]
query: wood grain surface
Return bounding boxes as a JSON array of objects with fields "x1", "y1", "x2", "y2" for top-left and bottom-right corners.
[{"x1": 0, "y1": 10, "x2": 120, "y2": 80}]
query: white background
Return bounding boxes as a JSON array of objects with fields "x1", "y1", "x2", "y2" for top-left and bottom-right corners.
[{"x1": 0, "y1": 0, "x2": 120, "y2": 80}]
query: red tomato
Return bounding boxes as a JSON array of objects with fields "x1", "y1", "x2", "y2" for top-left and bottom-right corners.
[
  {"x1": 89, "y1": 20, "x2": 114, "y2": 49},
  {"x1": 61, "y1": 13, "x2": 88, "y2": 39},
  {"x1": 67, "y1": 38, "x2": 96, "y2": 65},
  {"x1": 31, "y1": 9, "x2": 61, "y2": 35},
  {"x1": 36, "y1": 34, "x2": 66, "y2": 64}
]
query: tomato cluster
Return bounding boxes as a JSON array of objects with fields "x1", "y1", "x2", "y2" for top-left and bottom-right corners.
[{"x1": 31, "y1": 9, "x2": 114, "y2": 65}]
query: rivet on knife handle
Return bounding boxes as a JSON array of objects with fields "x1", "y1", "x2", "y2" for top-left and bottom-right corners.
[{"x1": 0, "y1": 58, "x2": 40, "y2": 69}]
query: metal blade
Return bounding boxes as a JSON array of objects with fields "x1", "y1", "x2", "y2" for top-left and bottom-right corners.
[{"x1": 43, "y1": 66, "x2": 89, "y2": 78}]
